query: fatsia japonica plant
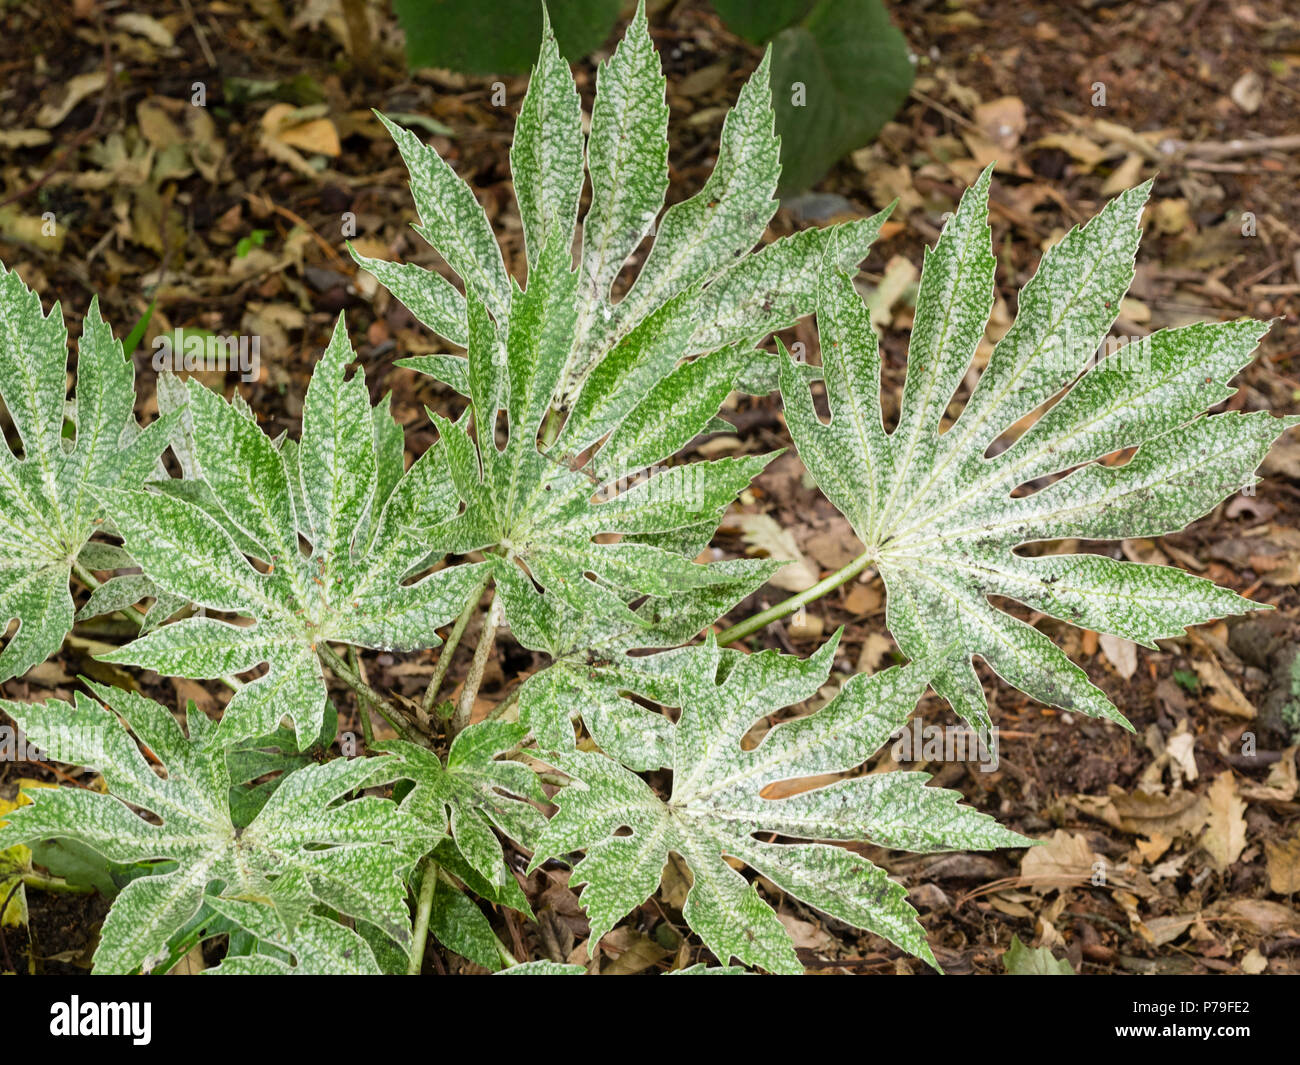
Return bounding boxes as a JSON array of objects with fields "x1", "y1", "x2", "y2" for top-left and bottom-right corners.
[{"x1": 0, "y1": 5, "x2": 1295, "y2": 976}]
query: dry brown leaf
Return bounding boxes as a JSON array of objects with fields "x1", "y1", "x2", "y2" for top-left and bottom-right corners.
[
  {"x1": 599, "y1": 927, "x2": 669, "y2": 975},
  {"x1": 776, "y1": 913, "x2": 836, "y2": 953},
  {"x1": 1264, "y1": 831, "x2": 1300, "y2": 895},
  {"x1": 1100, "y1": 152, "x2": 1146, "y2": 197},
  {"x1": 843, "y1": 580, "x2": 882, "y2": 615},
  {"x1": 115, "y1": 12, "x2": 175, "y2": 48},
  {"x1": 855, "y1": 632, "x2": 894, "y2": 675},
  {"x1": 1099, "y1": 633, "x2": 1138, "y2": 679},
  {"x1": 729, "y1": 513, "x2": 819, "y2": 592},
  {"x1": 1032, "y1": 132, "x2": 1107, "y2": 169},
  {"x1": 973, "y1": 96, "x2": 1027, "y2": 151},
  {"x1": 1240, "y1": 748, "x2": 1298, "y2": 803},
  {"x1": 1214, "y1": 897, "x2": 1300, "y2": 935},
  {"x1": 36, "y1": 71, "x2": 107, "y2": 127},
  {"x1": 1145, "y1": 913, "x2": 1197, "y2": 947},
  {"x1": 1192, "y1": 658, "x2": 1255, "y2": 718},
  {"x1": 1075, "y1": 787, "x2": 1209, "y2": 840},
  {"x1": 1020, "y1": 830, "x2": 1098, "y2": 894},
  {"x1": 1202, "y1": 771, "x2": 1248, "y2": 872}
]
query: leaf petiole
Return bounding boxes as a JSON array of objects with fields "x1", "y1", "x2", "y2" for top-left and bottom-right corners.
[{"x1": 714, "y1": 549, "x2": 876, "y2": 646}]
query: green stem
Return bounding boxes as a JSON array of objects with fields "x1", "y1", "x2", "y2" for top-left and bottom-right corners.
[
  {"x1": 450, "y1": 594, "x2": 501, "y2": 737},
  {"x1": 485, "y1": 683, "x2": 521, "y2": 723},
  {"x1": 422, "y1": 573, "x2": 489, "y2": 715},
  {"x1": 408, "y1": 857, "x2": 438, "y2": 975},
  {"x1": 714, "y1": 550, "x2": 876, "y2": 646},
  {"x1": 318, "y1": 642, "x2": 422, "y2": 744},
  {"x1": 22, "y1": 873, "x2": 93, "y2": 895},
  {"x1": 72, "y1": 561, "x2": 149, "y2": 627},
  {"x1": 348, "y1": 645, "x2": 375, "y2": 748}
]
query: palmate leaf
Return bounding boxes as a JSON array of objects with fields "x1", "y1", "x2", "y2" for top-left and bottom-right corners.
[
  {"x1": 531, "y1": 635, "x2": 1025, "y2": 974},
  {"x1": 204, "y1": 896, "x2": 382, "y2": 975},
  {"x1": 0, "y1": 270, "x2": 174, "y2": 682},
  {"x1": 0, "y1": 683, "x2": 436, "y2": 974},
  {"x1": 362, "y1": 6, "x2": 893, "y2": 402},
  {"x1": 351, "y1": 6, "x2": 891, "y2": 644},
  {"x1": 380, "y1": 721, "x2": 547, "y2": 892},
  {"x1": 94, "y1": 316, "x2": 489, "y2": 744},
  {"x1": 417, "y1": 231, "x2": 782, "y2": 635},
  {"x1": 495, "y1": 552, "x2": 779, "y2": 769},
  {"x1": 780, "y1": 169, "x2": 1300, "y2": 730}
]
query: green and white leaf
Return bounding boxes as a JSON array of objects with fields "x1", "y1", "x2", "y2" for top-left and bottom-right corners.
[
  {"x1": 380, "y1": 720, "x2": 546, "y2": 891},
  {"x1": 205, "y1": 896, "x2": 382, "y2": 975},
  {"x1": 0, "y1": 683, "x2": 436, "y2": 973},
  {"x1": 95, "y1": 316, "x2": 489, "y2": 744},
  {"x1": 498, "y1": 553, "x2": 780, "y2": 768},
  {"x1": 418, "y1": 233, "x2": 781, "y2": 642},
  {"x1": 352, "y1": 10, "x2": 890, "y2": 656},
  {"x1": 0, "y1": 270, "x2": 173, "y2": 682},
  {"x1": 428, "y1": 876, "x2": 507, "y2": 971},
  {"x1": 531, "y1": 634, "x2": 1026, "y2": 973},
  {"x1": 781, "y1": 169, "x2": 1299, "y2": 730}
]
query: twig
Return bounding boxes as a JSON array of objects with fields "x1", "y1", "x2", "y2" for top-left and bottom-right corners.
[
  {"x1": 178, "y1": 0, "x2": 217, "y2": 68},
  {"x1": 318, "y1": 642, "x2": 424, "y2": 743},
  {"x1": 451, "y1": 594, "x2": 502, "y2": 737},
  {"x1": 244, "y1": 193, "x2": 350, "y2": 271},
  {"x1": 408, "y1": 857, "x2": 438, "y2": 975},
  {"x1": 1177, "y1": 134, "x2": 1300, "y2": 161},
  {"x1": 422, "y1": 573, "x2": 490, "y2": 715}
]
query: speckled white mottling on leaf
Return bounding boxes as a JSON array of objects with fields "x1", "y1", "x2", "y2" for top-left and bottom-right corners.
[
  {"x1": 0, "y1": 271, "x2": 175, "y2": 682},
  {"x1": 781, "y1": 171, "x2": 1299, "y2": 731},
  {"x1": 97, "y1": 316, "x2": 488, "y2": 745},
  {"x1": 0, "y1": 684, "x2": 434, "y2": 974},
  {"x1": 532, "y1": 636, "x2": 1026, "y2": 973}
]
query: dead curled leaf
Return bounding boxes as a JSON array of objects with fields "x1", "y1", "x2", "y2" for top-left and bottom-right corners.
[
  {"x1": 1072, "y1": 787, "x2": 1209, "y2": 840},
  {"x1": 1192, "y1": 657, "x2": 1256, "y2": 718},
  {"x1": 726, "y1": 512, "x2": 819, "y2": 592}
]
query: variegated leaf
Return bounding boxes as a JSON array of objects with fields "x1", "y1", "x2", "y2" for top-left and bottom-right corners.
[
  {"x1": 531, "y1": 635, "x2": 1025, "y2": 973},
  {"x1": 351, "y1": 8, "x2": 890, "y2": 656},
  {"x1": 0, "y1": 683, "x2": 435, "y2": 973},
  {"x1": 95, "y1": 316, "x2": 489, "y2": 744},
  {"x1": 781, "y1": 169, "x2": 1299, "y2": 730},
  {"x1": 204, "y1": 896, "x2": 382, "y2": 975},
  {"x1": 380, "y1": 720, "x2": 546, "y2": 891},
  {"x1": 0, "y1": 271, "x2": 174, "y2": 682}
]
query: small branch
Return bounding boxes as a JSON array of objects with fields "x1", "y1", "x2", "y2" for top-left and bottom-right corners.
[
  {"x1": 348, "y1": 645, "x2": 375, "y2": 748},
  {"x1": 408, "y1": 857, "x2": 438, "y2": 976},
  {"x1": 318, "y1": 642, "x2": 424, "y2": 744},
  {"x1": 451, "y1": 594, "x2": 502, "y2": 737},
  {"x1": 485, "y1": 683, "x2": 521, "y2": 723},
  {"x1": 714, "y1": 550, "x2": 876, "y2": 646},
  {"x1": 422, "y1": 573, "x2": 490, "y2": 715}
]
